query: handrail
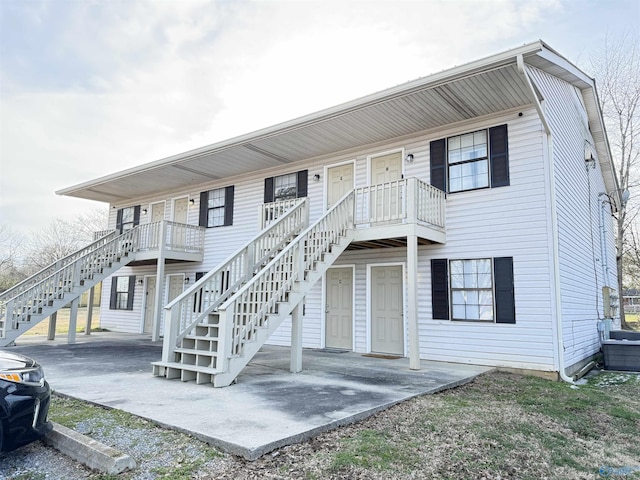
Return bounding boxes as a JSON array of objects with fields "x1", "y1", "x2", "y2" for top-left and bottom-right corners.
[
  {"x1": 216, "y1": 191, "x2": 354, "y2": 368},
  {"x1": 0, "y1": 230, "x2": 117, "y2": 303},
  {"x1": 161, "y1": 198, "x2": 308, "y2": 362},
  {"x1": 0, "y1": 229, "x2": 138, "y2": 338}
]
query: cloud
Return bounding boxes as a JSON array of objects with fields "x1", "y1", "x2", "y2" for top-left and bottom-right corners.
[{"x1": 0, "y1": 0, "x2": 610, "y2": 235}]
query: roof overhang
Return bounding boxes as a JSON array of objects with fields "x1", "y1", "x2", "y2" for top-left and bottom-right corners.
[{"x1": 57, "y1": 40, "x2": 617, "y2": 206}]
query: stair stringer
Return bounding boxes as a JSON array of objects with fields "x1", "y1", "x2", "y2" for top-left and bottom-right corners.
[
  {"x1": 0, "y1": 252, "x2": 135, "y2": 346},
  {"x1": 213, "y1": 233, "x2": 352, "y2": 387}
]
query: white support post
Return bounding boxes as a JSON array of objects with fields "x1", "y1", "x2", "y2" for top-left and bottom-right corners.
[
  {"x1": 48, "y1": 311, "x2": 57, "y2": 341},
  {"x1": 290, "y1": 301, "x2": 303, "y2": 373},
  {"x1": 85, "y1": 286, "x2": 95, "y2": 335},
  {"x1": 407, "y1": 178, "x2": 417, "y2": 224},
  {"x1": 245, "y1": 243, "x2": 255, "y2": 279},
  {"x1": 161, "y1": 305, "x2": 179, "y2": 363},
  {"x1": 152, "y1": 221, "x2": 167, "y2": 342},
  {"x1": 407, "y1": 234, "x2": 420, "y2": 370},
  {"x1": 68, "y1": 298, "x2": 79, "y2": 344}
]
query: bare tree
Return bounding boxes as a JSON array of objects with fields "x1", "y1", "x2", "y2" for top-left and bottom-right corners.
[
  {"x1": 22, "y1": 219, "x2": 86, "y2": 273},
  {"x1": 590, "y1": 30, "x2": 640, "y2": 328},
  {"x1": 74, "y1": 208, "x2": 110, "y2": 242},
  {"x1": 0, "y1": 224, "x2": 25, "y2": 293}
]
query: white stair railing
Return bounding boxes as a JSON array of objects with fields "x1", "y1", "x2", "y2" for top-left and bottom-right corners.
[
  {"x1": 161, "y1": 198, "x2": 309, "y2": 363},
  {"x1": 0, "y1": 229, "x2": 138, "y2": 339},
  {"x1": 0, "y1": 231, "x2": 117, "y2": 303},
  {"x1": 216, "y1": 191, "x2": 354, "y2": 369}
]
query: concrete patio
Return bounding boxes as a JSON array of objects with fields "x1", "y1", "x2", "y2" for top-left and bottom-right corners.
[{"x1": 9, "y1": 332, "x2": 491, "y2": 460}]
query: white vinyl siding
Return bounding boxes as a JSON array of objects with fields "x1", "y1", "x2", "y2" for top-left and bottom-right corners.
[
  {"x1": 100, "y1": 108, "x2": 560, "y2": 371},
  {"x1": 527, "y1": 66, "x2": 617, "y2": 369}
]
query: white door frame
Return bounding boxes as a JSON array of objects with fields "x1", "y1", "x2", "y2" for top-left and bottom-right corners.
[
  {"x1": 171, "y1": 195, "x2": 190, "y2": 223},
  {"x1": 140, "y1": 275, "x2": 157, "y2": 334},
  {"x1": 160, "y1": 273, "x2": 185, "y2": 334},
  {"x1": 323, "y1": 159, "x2": 356, "y2": 212},
  {"x1": 366, "y1": 262, "x2": 407, "y2": 355},
  {"x1": 366, "y1": 148, "x2": 406, "y2": 185},
  {"x1": 148, "y1": 200, "x2": 166, "y2": 223},
  {"x1": 321, "y1": 264, "x2": 356, "y2": 350}
]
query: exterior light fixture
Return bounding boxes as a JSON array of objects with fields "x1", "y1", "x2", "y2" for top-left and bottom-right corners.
[
  {"x1": 405, "y1": 154, "x2": 414, "y2": 163},
  {"x1": 313, "y1": 174, "x2": 320, "y2": 182}
]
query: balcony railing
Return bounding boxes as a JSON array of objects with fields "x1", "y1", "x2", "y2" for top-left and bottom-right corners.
[
  {"x1": 354, "y1": 178, "x2": 445, "y2": 229},
  {"x1": 136, "y1": 221, "x2": 205, "y2": 255}
]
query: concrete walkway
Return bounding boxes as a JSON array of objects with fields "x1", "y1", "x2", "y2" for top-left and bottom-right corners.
[{"x1": 10, "y1": 333, "x2": 491, "y2": 459}]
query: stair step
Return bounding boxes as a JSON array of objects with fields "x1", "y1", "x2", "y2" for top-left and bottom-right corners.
[
  {"x1": 152, "y1": 361, "x2": 222, "y2": 385},
  {"x1": 183, "y1": 334, "x2": 220, "y2": 341},
  {"x1": 175, "y1": 347, "x2": 219, "y2": 356}
]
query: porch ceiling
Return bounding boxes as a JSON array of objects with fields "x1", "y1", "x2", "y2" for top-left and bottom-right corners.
[{"x1": 57, "y1": 41, "x2": 611, "y2": 206}]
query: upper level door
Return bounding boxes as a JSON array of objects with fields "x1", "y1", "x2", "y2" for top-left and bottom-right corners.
[
  {"x1": 151, "y1": 202, "x2": 165, "y2": 223},
  {"x1": 371, "y1": 151, "x2": 402, "y2": 184},
  {"x1": 370, "y1": 152, "x2": 402, "y2": 222},
  {"x1": 173, "y1": 197, "x2": 189, "y2": 224},
  {"x1": 327, "y1": 163, "x2": 354, "y2": 209}
]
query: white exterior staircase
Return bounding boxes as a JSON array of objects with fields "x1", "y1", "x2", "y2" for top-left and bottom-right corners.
[
  {"x1": 153, "y1": 193, "x2": 355, "y2": 387},
  {"x1": 0, "y1": 229, "x2": 138, "y2": 346}
]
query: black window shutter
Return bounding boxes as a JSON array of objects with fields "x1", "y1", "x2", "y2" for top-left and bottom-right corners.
[
  {"x1": 133, "y1": 206, "x2": 141, "y2": 227},
  {"x1": 296, "y1": 170, "x2": 308, "y2": 198},
  {"x1": 224, "y1": 185, "x2": 235, "y2": 226},
  {"x1": 494, "y1": 257, "x2": 515, "y2": 324},
  {"x1": 126, "y1": 275, "x2": 136, "y2": 310},
  {"x1": 264, "y1": 177, "x2": 274, "y2": 203},
  {"x1": 116, "y1": 209, "x2": 124, "y2": 234},
  {"x1": 431, "y1": 259, "x2": 450, "y2": 320},
  {"x1": 490, "y1": 124, "x2": 510, "y2": 187},
  {"x1": 430, "y1": 138, "x2": 447, "y2": 192},
  {"x1": 199, "y1": 191, "x2": 208, "y2": 227},
  {"x1": 109, "y1": 277, "x2": 118, "y2": 309},
  {"x1": 193, "y1": 272, "x2": 206, "y2": 313}
]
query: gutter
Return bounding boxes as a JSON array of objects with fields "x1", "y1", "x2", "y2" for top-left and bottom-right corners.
[{"x1": 517, "y1": 54, "x2": 574, "y2": 384}]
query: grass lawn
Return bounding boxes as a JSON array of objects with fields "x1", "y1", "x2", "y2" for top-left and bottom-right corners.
[
  {"x1": 22, "y1": 307, "x2": 102, "y2": 336},
  {"x1": 47, "y1": 370, "x2": 640, "y2": 480}
]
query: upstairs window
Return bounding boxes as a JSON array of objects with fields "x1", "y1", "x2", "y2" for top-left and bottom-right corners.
[
  {"x1": 116, "y1": 206, "x2": 140, "y2": 234},
  {"x1": 430, "y1": 124, "x2": 509, "y2": 193},
  {"x1": 264, "y1": 170, "x2": 308, "y2": 203},
  {"x1": 199, "y1": 186, "x2": 234, "y2": 228},
  {"x1": 448, "y1": 130, "x2": 489, "y2": 192}
]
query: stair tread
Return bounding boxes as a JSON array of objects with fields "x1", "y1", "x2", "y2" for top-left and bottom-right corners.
[
  {"x1": 175, "y1": 347, "x2": 219, "y2": 356},
  {"x1": 151, "y1": 361, "x2": 222, "y2": 374},
  {"x1": 184, "y1": 334, "x2": 220, "y2": 341}
]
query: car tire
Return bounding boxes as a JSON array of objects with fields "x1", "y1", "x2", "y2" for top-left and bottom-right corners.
[{"x1": 0, "y1": 418, "x2": 4, "y2": 452}]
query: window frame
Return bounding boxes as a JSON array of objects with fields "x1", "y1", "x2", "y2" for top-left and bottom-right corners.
[
  {"x1": 447, "y1": 129, "x2": 489, "y2": 193},
  {"x1": 449, "y1": 258, "x2": 494, "y2": 322},
  {"x1": 430, "y1": 124, "x2": 509, "y2": 194},
  {"x1": 116, "y1": 206, "x2": 140, "y2": 234},
  {"x1": 109, "y1": 275, "x2": 135, "y2": 311},
  {"x1": 431, "y1": 257, "x2": 515, "y2": 324},
  {"x1": 264, "y1": 170, "x2": 308, "y2": 203},
  {"x1": 199, "y1": 185, "x2": 234, "y2": 228}
]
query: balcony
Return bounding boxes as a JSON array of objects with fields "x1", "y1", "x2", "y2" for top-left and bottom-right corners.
[
  {"x1": 349, "y1": 177, "x2": 446, "y2": 249},
  {"x1": 128, "y1": 221, "x2": 205, "y2": 265}
]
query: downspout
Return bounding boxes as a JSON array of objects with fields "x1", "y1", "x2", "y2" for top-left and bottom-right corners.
[{"x1": 517, "y1": 54, "x2": 574, "y2": 383}]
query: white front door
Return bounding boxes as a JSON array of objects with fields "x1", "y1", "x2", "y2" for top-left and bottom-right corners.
[
  {"x1": 167, "y1": 275, "x2": 184, "y2": 304},
  {"x1": 143, "y1": 276, "x2": 156, "y2": 334},
  {"x1": 325, "y1": 267, "x2": 353, "y2": 349},
  {"x1": 172, "y1": 197, "x2": 189, "y2": 246},
  {"x1": 370, "y1": 152, "x2": 402, "y2": 222},
  {"x1": 371, "y1": 265, "x2": 404, "y2": 355},
  {"x1": 327, "y1": 163, "x2": 354, "y2": 209},
  {"x1": 151, "y1": 202, "x2": 165, "y2": 223}
]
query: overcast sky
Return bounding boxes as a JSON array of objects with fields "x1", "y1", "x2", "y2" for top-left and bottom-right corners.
[{"x1": 0, "y1": 0, "x2": 638, "y2": 234}]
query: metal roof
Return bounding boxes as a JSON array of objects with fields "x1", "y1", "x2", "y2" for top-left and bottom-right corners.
[{"x1": 57, "y1": 40, "x2": 617, "y2": 205}]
